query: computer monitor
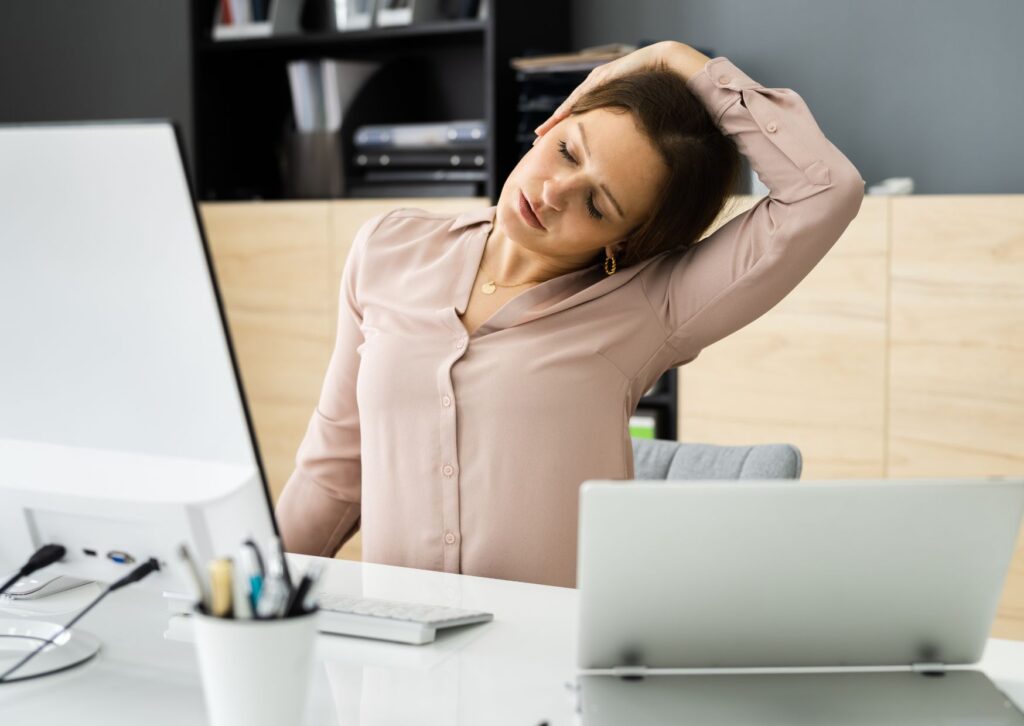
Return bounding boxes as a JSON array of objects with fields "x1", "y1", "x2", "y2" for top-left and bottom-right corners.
[{"x1": 0, "y1": 121, "x2": 277, "y2": 587}]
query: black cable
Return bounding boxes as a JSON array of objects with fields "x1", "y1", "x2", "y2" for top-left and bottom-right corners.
[
  {"x1": 0, "y1": 544, "x2": 67, "y2": 596},
  {"x1": 0, "y1": 557, "x2": 160, "y2": 684}
]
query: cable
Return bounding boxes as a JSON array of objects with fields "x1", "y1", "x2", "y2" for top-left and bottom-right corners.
[
  {"x1": 0, "y1": 557, "x2": 160, "y2": 684},
  {"x1": 0, "y1": 544, "x2": 67, "y2": 596}
]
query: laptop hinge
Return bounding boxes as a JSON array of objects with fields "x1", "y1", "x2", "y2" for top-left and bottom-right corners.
[
  {"x1": 911, "y1": 662, "x2": 946, "y2": 674},
  {"x1": 611, "y1": 665, "x2": 648, "y2": 680}
]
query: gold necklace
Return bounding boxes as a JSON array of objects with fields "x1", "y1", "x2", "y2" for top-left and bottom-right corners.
[
  {"x1": 478, "y1": 229, "x2": 547, "y2": 295},
  {"x1": 479, "y1": 261, "x2": 547, "y2": 295}
]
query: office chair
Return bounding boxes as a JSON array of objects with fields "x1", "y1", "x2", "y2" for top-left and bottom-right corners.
[{"x1": 631, "y1": 438, "x2": 803, "y2": 480}]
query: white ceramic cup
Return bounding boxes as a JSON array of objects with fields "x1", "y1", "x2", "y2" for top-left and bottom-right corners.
[{"x1": 192, "y1": 609, "x2": 319, "y2": 726}]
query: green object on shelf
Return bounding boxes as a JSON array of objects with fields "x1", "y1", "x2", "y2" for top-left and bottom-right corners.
[{"x1": 629, "y1": 415, "x2": 657, "y2": 439}]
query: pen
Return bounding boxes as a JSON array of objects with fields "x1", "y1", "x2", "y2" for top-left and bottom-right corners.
[
  {"x1": 208, "y1": 558, "x2": 234, "y2": 618},
  {"x1": 240, "y1": 543, "x2": 263, "y2": 611},
  {"x1": 285, "y1": 560, "x2": 323, "y2": 617},
  {"x1": 178, "y1": 544, "x2": 210, "y2": 614}
]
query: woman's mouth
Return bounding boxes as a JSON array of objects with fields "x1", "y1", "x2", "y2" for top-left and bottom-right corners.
[{"x1": 519, "y1": 190, "x2": 545, "y2": 230}]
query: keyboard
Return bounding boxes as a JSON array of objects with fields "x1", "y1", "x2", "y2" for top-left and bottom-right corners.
[{"x1": 315, "y1": 593, "x2": 493, "y2": 645}]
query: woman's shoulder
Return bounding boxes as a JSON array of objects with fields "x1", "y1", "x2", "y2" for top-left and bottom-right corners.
[
  {"x1": 362, "y1": 205, "x2": 489, "y2": 243},
  {"x1": 355, "y1": 204, "x2": 492, "y2": 268}
]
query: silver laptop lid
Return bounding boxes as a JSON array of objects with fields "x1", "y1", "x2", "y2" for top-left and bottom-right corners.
[{"x1": 577, "y1": 479, "x2": 1024, "y2": 670}]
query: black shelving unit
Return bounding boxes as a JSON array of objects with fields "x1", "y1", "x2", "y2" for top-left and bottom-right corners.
[
  {"x1": 638, "y1": 368, "x2": 678, "y2": 440},
  {"x1": 189, "y1": 0, "x2": 570, "y2": 201}
]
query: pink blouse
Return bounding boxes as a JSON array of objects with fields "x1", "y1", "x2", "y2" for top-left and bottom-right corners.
[{"x1": 275, "y1": 56, "x2": 865, "y2": 588}]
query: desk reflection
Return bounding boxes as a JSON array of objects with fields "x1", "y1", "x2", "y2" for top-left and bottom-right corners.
[{"x1": 575, "y1": 671, "x2": 1024, "y2": 725}]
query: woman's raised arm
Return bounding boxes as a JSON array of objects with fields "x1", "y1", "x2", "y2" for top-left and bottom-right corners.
[{"x1": 538, "y1": 42, "x2": 865, "y2": 367}]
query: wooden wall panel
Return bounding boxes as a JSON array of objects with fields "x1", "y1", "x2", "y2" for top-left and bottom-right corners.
[
  {"x1": 678, "y1": 196, "x2": 890, "y2": 479},
  {"x1": 200, "y1": 203, "x2": 335, "y2": 504},
  {"x1": 889, "y1": 195, "x2": 1024, "y2": 639}
]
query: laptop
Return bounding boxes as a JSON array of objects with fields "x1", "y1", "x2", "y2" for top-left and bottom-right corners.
[{"x1": 575, "y1": 478, "x2": 1024, "y2": 722}]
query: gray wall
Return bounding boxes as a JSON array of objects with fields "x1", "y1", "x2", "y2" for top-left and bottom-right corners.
[
  {"x1": 0, "y1": 1, "x2": 194, "y2": 177},
  {"x1": 572, "y1": 0, "x2": 1023, "y2": 194}
]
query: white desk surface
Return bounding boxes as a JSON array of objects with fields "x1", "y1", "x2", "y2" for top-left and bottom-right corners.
[{"x1": 2, "y1": 553, "x2": 1023, "y2": 725}]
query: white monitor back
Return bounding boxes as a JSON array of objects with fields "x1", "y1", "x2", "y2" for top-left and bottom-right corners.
[
  {"x1": 0, "y1": 121, "x2": 274, "y2": 587},
  {"x1": 0, "y1": 121, "x2": 254, "y2": 466}
]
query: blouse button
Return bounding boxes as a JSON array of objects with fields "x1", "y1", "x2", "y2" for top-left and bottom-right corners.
[
  {"x1": 456, "y1": 338, "x2": 467, "y2": 349},
  {"x1": 442, "y1": 464, "x2": 454, "y2": 477},
  {"x1": 766, "y1": 121, "x2": 778, "y2": 133},
  {"x1": 718, "y1": 75, "x2": 732, "y2": 85},
  {"x1": 442, "y1": 395, "x2": 452, "y2": 407},
  {"x1": 444, "y1": 532, "x2": 457, "y2": 545}
]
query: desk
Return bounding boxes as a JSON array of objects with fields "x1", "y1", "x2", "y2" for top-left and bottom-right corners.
[{"x1": 2, "y1": 554, "x2": 1023, "y2": 725}]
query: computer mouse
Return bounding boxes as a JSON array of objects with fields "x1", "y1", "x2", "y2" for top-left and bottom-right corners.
[{"x1": 2, "y1": 574, "x2": 94, "y2": 600}]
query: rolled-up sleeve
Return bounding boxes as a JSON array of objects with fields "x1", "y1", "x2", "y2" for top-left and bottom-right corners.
[
  {"x1": 275, "y1": 210, "x2": 389, "y2": 556},
  {"x1": 644, "y1": 56, "x2": 866, "y2": 366}
]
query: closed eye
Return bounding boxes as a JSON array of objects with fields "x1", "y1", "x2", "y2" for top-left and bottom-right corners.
[{"x1": 557, "y1": 139, "x2": 604, "y2": 221}]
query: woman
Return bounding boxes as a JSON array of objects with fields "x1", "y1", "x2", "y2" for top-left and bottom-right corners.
[{"x1": 276, "y1": 41, "x2": 865, "y2": 588}]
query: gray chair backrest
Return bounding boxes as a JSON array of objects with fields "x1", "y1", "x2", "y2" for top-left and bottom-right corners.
[{"x1": 632, "y1": 438, "x2": 802, "y2": 480}]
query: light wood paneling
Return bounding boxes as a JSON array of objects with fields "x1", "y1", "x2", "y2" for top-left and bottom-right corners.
[
  {"x1": 888, "y1": 196, "x2": 1024, "y2": 476},
  {"x1": 889, "y1": 195, "x2": 1024, "y2": 639},
  {"x1": 200, "y1": 203, "x2": 335, "y2": 507},
  {"x1": 678, "y1": 196, "x2": 890, "y2": 479}
]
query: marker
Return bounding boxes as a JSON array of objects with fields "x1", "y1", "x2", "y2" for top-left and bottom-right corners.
[
  {"x1": 208, "y1": 558, "x2": 234, "y2": 618},
  {"x1": 255, "y1": 547, "x2": 288, "y2": 618},
  {"x1": 285, "y1": 560, "x2": 323, "y2": 617}
]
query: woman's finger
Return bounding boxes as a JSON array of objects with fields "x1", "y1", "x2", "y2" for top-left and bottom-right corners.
[{"x1": 534, "y1": 81, "x2": 592, "y2": 136}]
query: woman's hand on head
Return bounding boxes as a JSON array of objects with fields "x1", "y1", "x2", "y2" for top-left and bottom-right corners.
[{"x1": 532, "y1": 41, "x2": 704, "y2": 140}]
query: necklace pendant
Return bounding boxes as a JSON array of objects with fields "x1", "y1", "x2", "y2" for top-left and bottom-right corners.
[{"x1": 481, "y1": 281, "x2": 497, "y2": 295}]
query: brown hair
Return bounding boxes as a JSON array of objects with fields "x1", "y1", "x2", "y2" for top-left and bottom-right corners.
[{"x1": 570, "y1": 65, "x2": 743, "y2": 268}]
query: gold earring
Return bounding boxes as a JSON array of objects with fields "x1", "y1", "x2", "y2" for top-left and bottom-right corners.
[{"x1": 604, "y1": 253, "x2": 617, "y2": 276}]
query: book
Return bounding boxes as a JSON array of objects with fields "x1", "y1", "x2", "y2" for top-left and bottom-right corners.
[
  {"x1": 286, "y1": 61, "x2": 321, "y2": 132},
  {"x1": 354, "y1": 121, "x2": 486, "y2": 149}
]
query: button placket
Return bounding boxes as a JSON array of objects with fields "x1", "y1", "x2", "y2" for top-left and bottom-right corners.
[{"x1": 436, "y1": 307, "x2": 467, "y2": 574}]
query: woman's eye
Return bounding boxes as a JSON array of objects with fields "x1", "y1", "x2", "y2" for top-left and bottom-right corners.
[
  {"x1": 557, "y1": 140, "x2": 603, "y2": 221},
  {"x1": 557, "y1": 139, "x2": 575, "y2": 163}
]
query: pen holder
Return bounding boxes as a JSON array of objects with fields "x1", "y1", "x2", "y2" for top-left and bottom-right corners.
[{"x1": 192, "y1": 608, "x2": 319, "y2": 726}]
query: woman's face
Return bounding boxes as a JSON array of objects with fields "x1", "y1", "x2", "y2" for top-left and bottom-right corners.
[{"x1": 498, "y1": 107, "x2": 668, "y2": 263}]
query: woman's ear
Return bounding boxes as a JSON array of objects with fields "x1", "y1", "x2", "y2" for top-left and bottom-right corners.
[{"x1": 605, "y1": 241, "x2": 625, "y2": 258}]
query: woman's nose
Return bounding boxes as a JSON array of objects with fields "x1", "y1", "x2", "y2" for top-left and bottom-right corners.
[{"x1": 541, "y1": 173, "x2": 578, "y2": 212}]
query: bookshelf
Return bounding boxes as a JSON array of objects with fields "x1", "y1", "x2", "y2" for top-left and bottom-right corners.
[{"x1": 190, "y1": 0, "x2": 570, "y2": 201}]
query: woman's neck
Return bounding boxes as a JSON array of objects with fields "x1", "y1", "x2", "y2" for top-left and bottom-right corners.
[{"x1": 481, "y1": 224, "x2": 592, "y2": 286}]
